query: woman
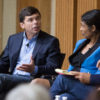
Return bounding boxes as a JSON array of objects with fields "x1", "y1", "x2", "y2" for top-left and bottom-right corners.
[{"x1": 50, "y1": 9, "x2": 100, "y2": 100}]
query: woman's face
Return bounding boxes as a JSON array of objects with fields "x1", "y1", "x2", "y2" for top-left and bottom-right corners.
[{"x1": 80, "y1": 21, "x2": 94, "y2": 39}]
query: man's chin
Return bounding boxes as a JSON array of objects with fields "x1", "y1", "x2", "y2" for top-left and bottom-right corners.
[{"x1": 32, "y1": 31, "x2": 39, "y2": 35}]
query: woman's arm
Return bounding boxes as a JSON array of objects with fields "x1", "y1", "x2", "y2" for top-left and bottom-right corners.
[{"x1": 90, "y1": 74, "x2": 100, "y2": 85}]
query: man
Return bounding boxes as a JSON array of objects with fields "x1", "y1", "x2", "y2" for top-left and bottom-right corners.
[{"x1": 0, "y1": 6, "x2": 61, "y2": 98}]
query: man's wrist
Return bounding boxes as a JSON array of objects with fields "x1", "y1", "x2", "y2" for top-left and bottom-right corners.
[{"x1": 31, "y1": 66, "x2": 38, "y2": 75}]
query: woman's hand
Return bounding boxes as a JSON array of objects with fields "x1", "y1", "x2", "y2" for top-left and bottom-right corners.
[
  {"x1": 71, "y1": 71, "x2": 91, "y2": 84},
  {"x1": 96, "y1": 60, "x2": 100, "y2": 70}
]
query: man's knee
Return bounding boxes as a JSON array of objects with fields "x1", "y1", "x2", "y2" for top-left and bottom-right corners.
[
  {"x1": 31, "y1": 78, "x2": 41, "y2": 84},
  {"x1": 31, "y1": 78, "x2": 50, "y2": 89}
]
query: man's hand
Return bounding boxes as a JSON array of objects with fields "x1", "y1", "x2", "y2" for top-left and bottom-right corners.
[
  {"x1": 96, "y1": 60, "x2": 100, "y2": 70},
  {"x1": 71, "y1": 71, "x2": 91, "y2": 84},
  {"x1": 17, "y1": 56, "x2": 34, "y2": 73}
]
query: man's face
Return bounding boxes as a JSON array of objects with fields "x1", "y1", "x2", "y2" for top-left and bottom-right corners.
[{"x1": 20, "y1": 13, "x2": 41, "y2": 36}]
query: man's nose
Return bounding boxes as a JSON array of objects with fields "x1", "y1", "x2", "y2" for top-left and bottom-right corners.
[{"x1": 33, "y1": 19, "x2": 38, "y2": 24}]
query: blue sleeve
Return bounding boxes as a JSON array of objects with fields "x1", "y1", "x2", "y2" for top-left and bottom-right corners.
[
  {"x1": 32, "y1": 66, "x2": 38, "y2": 75},
  {"x1": 67, "y1": 65, "x2": 74, "y2": 71},
  {"x1": 90, "y1": 74, "x2": 100, "y2": 85}
]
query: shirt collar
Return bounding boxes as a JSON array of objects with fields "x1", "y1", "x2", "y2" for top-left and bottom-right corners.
[{"x1": 23, "y1": 31, "x2": 39, "y2": 44}]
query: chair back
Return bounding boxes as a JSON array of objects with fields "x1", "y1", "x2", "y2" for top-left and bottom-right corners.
[{"x1": 59, "y1": 53, "x2": 66, "y2": 68}]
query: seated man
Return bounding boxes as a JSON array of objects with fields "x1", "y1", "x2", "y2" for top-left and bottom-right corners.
[
  {"x1": 0, "y1": 6, "x2": 61, "y2": 99},
  {"x1": 50, "y1": 9, "x2": 100, "y2": 100}
]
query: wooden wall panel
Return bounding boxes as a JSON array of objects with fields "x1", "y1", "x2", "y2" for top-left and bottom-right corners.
[
  {"x1": 16, "y1": 0, "x2": 100, "y2": 70},
  {"x1": 17, "y1": 0, "x2": 51, "y2": 34},
  {"x1": 97, "y1": 0, "x2": 100, "y2": 9},
  {"x1": 0, "y1": 0, "x2": 3, "y2": 52},
  {"x1": 76, "y1": 0, "x2": 97, "y2": 41},
  {"x1": 55, "y1": 0, "x2": 100, "y2": 69},
  {"x1": 37, "y1": 0, "x2": 51, "y2": 34},
  {"x1": 56, "y1": 0, "x2": 76, "y2": 69}
]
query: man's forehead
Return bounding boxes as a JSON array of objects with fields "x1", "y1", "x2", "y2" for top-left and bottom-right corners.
[{"x1": 25, "y1": 13, "x2": 40, "y2": 19}]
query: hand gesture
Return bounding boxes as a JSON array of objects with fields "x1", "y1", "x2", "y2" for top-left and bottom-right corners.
[
  {"x1": 17, "y1": 56, "x2": 34, "y2": 73},
  {"x1": 71, "y1": 71, "x2": 91, "y2": 84}
]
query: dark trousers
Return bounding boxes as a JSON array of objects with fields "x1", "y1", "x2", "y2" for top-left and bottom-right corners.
[
  {"x1": 50, "y1": 75, "x2": 95, "y2": 100},
  {"x1": 0, "y1": 73, "x2": 33, "y2": 100}
]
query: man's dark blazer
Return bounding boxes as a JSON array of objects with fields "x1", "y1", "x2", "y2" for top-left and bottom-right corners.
[{"x1": 0, "y1": 30, "x2": 61, "y2": 77}]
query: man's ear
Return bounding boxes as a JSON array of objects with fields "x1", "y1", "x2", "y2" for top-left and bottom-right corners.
[{"x1": 20, "y1": 23, "x2": 25, "y2": 29}]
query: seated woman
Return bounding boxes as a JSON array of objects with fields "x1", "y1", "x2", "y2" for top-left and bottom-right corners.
[{"x1": 50, "y1": 9, "x2": 100, "y2": 100}]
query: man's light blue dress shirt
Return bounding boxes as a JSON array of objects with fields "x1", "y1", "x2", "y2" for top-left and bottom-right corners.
[{"x1": 13, "y1": 32, "x2": 38, "y2": 76}]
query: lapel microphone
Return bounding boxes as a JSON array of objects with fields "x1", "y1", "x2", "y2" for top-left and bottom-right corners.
[{"x1": 26, "y1": 43, "x2": 29, "y2": 47}]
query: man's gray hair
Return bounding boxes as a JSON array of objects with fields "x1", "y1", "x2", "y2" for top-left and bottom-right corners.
[{"x1": 5, "y1": 83, "x2": 51, "y2": 100}]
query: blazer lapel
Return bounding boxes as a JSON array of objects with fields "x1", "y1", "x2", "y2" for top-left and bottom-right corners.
[
  {"x1": 14, "y1": 33, "x2": 23, "y2": 53},
  {"x1": 12, "y1": 32, "x2": 23, "y2": 68},
  {"x1": 32, "y1": 31, "x2": 43, "y2": 59}
]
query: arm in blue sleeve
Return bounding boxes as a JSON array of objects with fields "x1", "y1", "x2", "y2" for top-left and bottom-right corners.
[{"x1": 31, "y1": 66, "x2": 38, "y2": 75}]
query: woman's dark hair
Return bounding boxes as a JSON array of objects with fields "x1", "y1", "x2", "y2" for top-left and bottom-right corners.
[
  {"x1": 81, "y1": 9, "x2": 100, "y2": 32},
  {"x1": 19, "y1": 6, "x2": 41, "y2": 23}
]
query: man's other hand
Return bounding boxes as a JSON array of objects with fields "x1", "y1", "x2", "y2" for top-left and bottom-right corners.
[{"x1": 17, "y1": 56, "x2": 34, "y2": 73}]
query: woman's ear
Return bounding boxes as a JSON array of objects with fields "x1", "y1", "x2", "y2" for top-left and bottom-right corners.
[{"x1": 91, "y1": 25, "x2": 96, "y2": 32}]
